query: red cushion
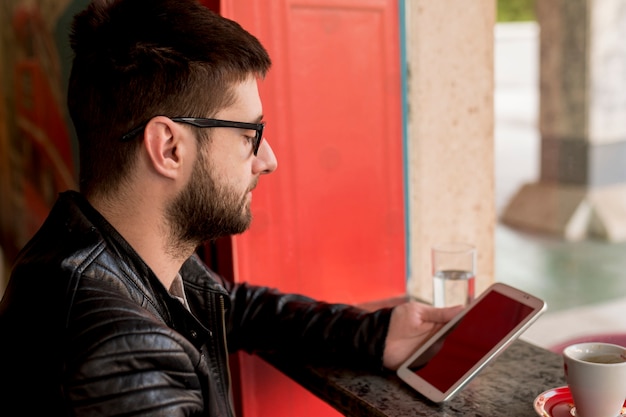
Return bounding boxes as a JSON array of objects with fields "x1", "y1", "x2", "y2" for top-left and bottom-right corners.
[{"x1": 549, "y1": 333, "x2": 626, "y2": 353}]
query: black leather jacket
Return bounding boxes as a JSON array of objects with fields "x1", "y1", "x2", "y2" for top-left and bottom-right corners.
[{"x1": 0, "y1": 191, "x2": 392, "y2": 416}]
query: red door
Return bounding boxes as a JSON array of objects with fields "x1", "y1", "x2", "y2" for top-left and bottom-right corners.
[{"x1": 215, "y1": 1, "x2": 405, "y2": 415}]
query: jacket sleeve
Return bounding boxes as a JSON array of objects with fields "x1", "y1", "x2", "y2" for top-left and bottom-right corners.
[
  {"x1": 63, "y1": 291, "x2": 207, "y2": 417},
  {"x1": 223, "y1": 281, "x2": 393, "y2": 371}
]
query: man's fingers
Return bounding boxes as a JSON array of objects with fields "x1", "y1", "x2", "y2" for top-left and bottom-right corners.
[{"x1": 419, "y1": 304, "x2": 464, "y2": 323}]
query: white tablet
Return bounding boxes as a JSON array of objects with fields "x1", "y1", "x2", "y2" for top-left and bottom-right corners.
[{"x1": 396, "y1": 282, "x2": 546, "y2": 403}]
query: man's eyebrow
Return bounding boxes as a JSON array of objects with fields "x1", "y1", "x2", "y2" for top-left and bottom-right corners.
[{"x1": 254, "y1": 115, "x2": 264, "y2": 123}]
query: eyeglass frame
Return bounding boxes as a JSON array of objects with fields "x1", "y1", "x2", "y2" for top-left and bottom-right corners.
[{"x1": 120, "y1": 117, "x2": 265, "y2": 156}]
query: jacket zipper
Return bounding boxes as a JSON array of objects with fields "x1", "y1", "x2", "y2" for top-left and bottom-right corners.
[{"x1": 218, "y1": 294, "x2": 236, "y2": 417}]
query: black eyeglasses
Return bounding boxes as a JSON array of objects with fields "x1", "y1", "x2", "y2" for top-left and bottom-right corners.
[{"x1": 120, "y1": 117, "x2": 265, "y2": 156}]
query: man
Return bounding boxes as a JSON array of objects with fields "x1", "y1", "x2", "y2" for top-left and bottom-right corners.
[{"x1": 0, "y1": 0, "x2": 460, "y2": 415}]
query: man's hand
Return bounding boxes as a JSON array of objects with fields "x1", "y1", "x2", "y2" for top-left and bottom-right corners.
[{"x1": 383, "y1": 302, "x2": 463, "y2": 370}]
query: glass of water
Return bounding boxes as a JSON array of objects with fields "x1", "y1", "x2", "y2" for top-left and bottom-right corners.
[{"x1": 431, "y1": 242, "x2": 476, "y2": 308}]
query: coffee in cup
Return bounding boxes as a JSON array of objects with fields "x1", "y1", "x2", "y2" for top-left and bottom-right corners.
[{"x1": 563, "y1": 342, "x2": 626, "y2": 417}]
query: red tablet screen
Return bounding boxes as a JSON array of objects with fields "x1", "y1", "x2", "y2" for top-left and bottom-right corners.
[{"x1": 408, "y1": 291, "x2": 535, "y2": 392}]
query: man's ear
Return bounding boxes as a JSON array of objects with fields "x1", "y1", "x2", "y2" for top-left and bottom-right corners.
[{"x1": 143, "y1": 116, "x2": 192, "y2": 179}]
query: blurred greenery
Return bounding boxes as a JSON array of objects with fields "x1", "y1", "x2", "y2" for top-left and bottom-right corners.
[{"x1": 497, "y1": 0, "x2": 536, "y2": 22}]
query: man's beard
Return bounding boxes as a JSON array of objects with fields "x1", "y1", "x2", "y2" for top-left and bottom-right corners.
[{"x1": 165, "y1": 148, "x2": 253, "y2": 250}]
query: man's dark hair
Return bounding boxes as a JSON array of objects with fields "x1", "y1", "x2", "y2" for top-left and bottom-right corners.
[{"x1": 67, "y1": 0, "x2": 271, "y2": 196}]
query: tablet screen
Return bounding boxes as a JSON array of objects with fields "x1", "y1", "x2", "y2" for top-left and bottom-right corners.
[{"x1": 405, "y1": 290, "x2": 535, "y2": 392}]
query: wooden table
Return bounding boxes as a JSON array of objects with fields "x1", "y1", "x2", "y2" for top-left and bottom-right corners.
[{"x1": 264, "y1": 339, "x2": 566, "y2": 416}]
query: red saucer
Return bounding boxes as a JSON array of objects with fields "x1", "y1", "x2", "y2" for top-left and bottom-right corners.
[{"x1": 534, "y1": 386, "x2": 626, "y2": 417}]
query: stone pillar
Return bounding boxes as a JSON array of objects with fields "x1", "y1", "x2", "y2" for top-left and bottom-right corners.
[
  {"x1": 501, "y1": 0, "x2": 626, "y2": 242},
  {"x1": 405, "y1": 0, "x2": 496, "y2": 302}
]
